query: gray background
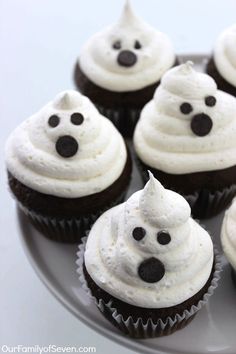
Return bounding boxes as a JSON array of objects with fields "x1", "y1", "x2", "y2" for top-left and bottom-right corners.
[{"x1": 1, "y1": 0, "x2": 236, "y2": 353}]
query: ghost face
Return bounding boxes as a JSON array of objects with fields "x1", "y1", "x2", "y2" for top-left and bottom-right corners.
[
  {"x1": 155, "y1": 88, "x2": 220, "y2": 137},
  {"x1": 179, "y1": 95, "x2": 217, "y2": 137},
  {"x1": 118, "y1": 194, "x2": 191, "y2": 284},
  {"x1": 38, "y1": 104, "x2": 100, "y2": 159},
  {"x1": 112, "y1": 37, "x2": 140, "y2": 67},
  {"x1": 47, "y1": 112, "x2": 84, "y2": 157},
  {"x1": 91, "y1": 27, "x2": 161, "y2": 74},
  {"x1": 132, "y1": 226, "x2": 170, "y2": 283}
]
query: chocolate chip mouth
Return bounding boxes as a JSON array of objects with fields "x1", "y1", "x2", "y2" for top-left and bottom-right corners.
[
  {"x1": 138, "y1": 257, "x2": 165, "y2": 283},
  {"x1": 117, "y1": 50, "x2": 137, "y2": 67},
  {"x1": 56, "y1": 135, "x2": 78, "y2": 158},
  {"x1": 191, "y1": 113, "x2": 213, "y2": 137}
]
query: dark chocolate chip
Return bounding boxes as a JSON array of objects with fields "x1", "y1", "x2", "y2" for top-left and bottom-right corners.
[
  {"x1": 205, "y1": 96, "x2": 216, "y2": 107},
  {"x1": 132, "y1": 227, "x2": 146, "y2": 241},
  {"x1": 191, "y1": 113, "x2": 213, "y2": 137},
  {"x1": 56, "y1": 135, "x2": 78, "y2": 158},
  {"x1": 117, "y1": 50, "x2": 137, "y2": 67},
  {"x1": 180, "y1": 102, "x2": 193, "y2": 114},
  {"x1": 71, "y1": 112, "x2": 84, "y2": 125},
  {"x1": 157, "y1": 231, "x2": 171, "y2": 245},
  {"x1": 134, "y1": 40, "x2": 142, "y2": 49},
  {"x1": 138, "y1": 257, "x2": 165, "y2": 283},
  {"x1": 113, "y1": 40, "x2": 121, "y2": 50},
  {"x1": 48, "y1": 115, "x2": 60, "y2": 128}
]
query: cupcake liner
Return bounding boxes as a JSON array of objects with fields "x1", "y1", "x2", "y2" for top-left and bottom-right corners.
[
  {"x1": 96, "y1": 104, "x2": 141, "y2": 137},
  {"x1": 136, "y1": 158, "x2": 236, "y2": 219},
  {"x1": 18, "y1": 189, "x2": 126, "y2": 243},
  {"x1": 185, "y1": 185, "x2": 236, "y2": 219},
  {"x1": 76, "y1": 236, "x2": 222, "y2": 338}
]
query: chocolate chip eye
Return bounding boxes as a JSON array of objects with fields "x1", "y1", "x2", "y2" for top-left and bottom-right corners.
[
  {"x1": 71, "y1": 113, "x2": 84, "y2": 125},
  {"x1": 132, "y1": 227, "x2": 146, "y2": 241},
  {"x1": 113, "y1": 40, "x2": 121, "y2": 50},
  {"x1": 48, "y1": 115, "x2": 60, "y2": 128},
  {"x1": 134, "y1": 40, "x2": 142, "y2": 49},
  {"x1": 157, "y1": 231, "x2": 171, "y2": 245},
  {"x1": 205, "y1": 96, "x2": 216, "y2": 107},
  {"x1": 180, "y1": 102, "x2": 193, "y2": 114}
]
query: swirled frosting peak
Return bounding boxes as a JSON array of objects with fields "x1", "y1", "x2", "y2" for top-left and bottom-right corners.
[
  {"x1": 213, "y1": 24, "x2": 236, "y2": 86},
  {"x1": 5, "y1": 90, "x2": 127, "y2": 198},
  {"x1": 118, "y1": 0, "x2": 147, "y2": 29},
  {"x1": 85, "y1": 175, "x2": 213, "y2": 308},
  {"x1": 139, "y1": 172, "x2": 190, "y2": 228},
  {"x1": 79, "y1": 0, "x2": 175, "y2": 92},
  {"x1": 161, "y1": 61, "x2": 217, "y2": 99},
  {"x1": 53, "y1": 90, "x2": 83, "y2": 110},
  {"x1": 221, "y1": 198, "x2": 236, "y2": 270},
  {"x1": 134, "y1": 62, "x2": 236, "y2": 174}
]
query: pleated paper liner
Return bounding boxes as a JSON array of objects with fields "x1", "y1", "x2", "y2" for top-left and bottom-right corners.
[
  {"x1": 96, "y1": 104, "x2": 141, "y2": 138},
  {"x1": 76, "y1": 237, "x2": 222, "y2": 339}
]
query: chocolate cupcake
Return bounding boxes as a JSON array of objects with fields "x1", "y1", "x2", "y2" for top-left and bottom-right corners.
[
  {"x1": 134, "y1": 61, "x2": 236, "y2": 219},
  {"x1": 78, "y1": 173, "x2": 220, "y2": 338},
  {"x1": 221, "y1": 198, "x2": 236, "y2": 286},
  {"x1": 206, "y1": 25, "x2": 236, "y2": 97},
  {"x1": 74, "y1": 0, "x2": 177, "y2": 137},
  {"x1": 5, "y1": 90, "x2": 132, "y2": 243}
]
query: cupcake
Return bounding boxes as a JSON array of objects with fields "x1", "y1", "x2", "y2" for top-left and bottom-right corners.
[
  {"x1": 74, "y1": 0, "x2": 177, "y2": 137},
  {"x1": 78, "y1": 173, "x2": 220, "y2": 338},
  {"x1": 221, "y1": 198, "x2": 236, "y2": 286},
  {"x1": 134, "y1": 61, "x2": 236, "y2": 219},
  {"x1": 206, "y1": 24, "x2": 236, "y2": 97},
  {"x1": 5, "y1": 90, "x2": 132, "y2": 243}
]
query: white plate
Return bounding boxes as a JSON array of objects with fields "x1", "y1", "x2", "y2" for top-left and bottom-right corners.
[{"x1": 17, "y1": 55, "x2": 236, "y2": 354}]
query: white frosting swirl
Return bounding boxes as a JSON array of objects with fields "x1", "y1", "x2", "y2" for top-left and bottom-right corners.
[
  {"x1": 85, "y1": 174, "x2": 213, "y2": 308},
  {"x1": 221, "y1": 198, "x2": 236, "y2": 270},
  {"x1": 5, "y1": 90, "x2": 127, "y2": 198},
  {"x1": 134, "y1": 62, "x2": 236, "y2": 174},
  {"x1": 79, "y1": 0, "x2": 175, "y2": 92},
  {"x1": 214, "y1": 24, "x2": 236, "y2": 87}
]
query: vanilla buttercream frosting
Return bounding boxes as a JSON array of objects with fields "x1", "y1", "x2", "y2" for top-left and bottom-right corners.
[
  {"x1": 221, "y1": 198, "x2": 236, "y2": 270},
  {"x1": 134, "y1": 61, "x2": 236, "y2": 174},
  {"x1": 213, "y1": 24, "x2": 236, "y2": 87},
  {"x1": 78, "y1": 0, "x2": 175, "y2": 92},
  {"x1": 5, "y1": 90, "x2": 127, "y2": 198},
  {"x1": 85, "y1": 173, "x2": 213, "y2": 308}
]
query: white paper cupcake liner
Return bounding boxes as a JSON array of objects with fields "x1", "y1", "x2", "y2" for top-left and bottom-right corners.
[
  {"x1": 96, "y1": 104, "x2": 141, "y2": 137},
  {"x1": 76, "y1": 237, "x2": 222, "y2": 338},
  {"x1": 137, "y1": 158, "x2": 236, "y2": 219}
]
